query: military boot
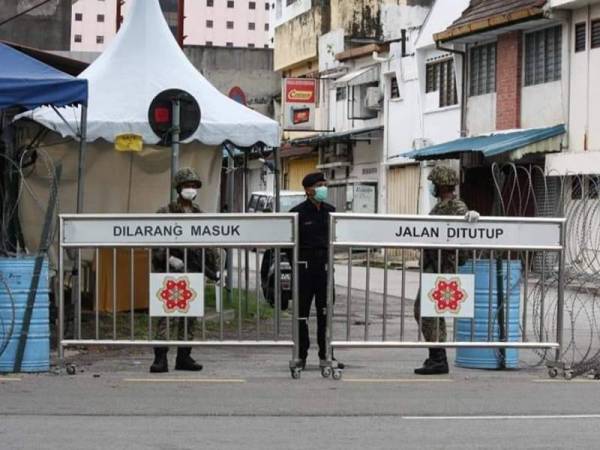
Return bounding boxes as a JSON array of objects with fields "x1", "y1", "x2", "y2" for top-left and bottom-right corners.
[
  {"x1": 175, "y1": 347, "x2": 203, "y2": 371},
  {"x1": 150, "y1": 347, "x2": 169, "y2": 373},
  {"x1": 414, "y1": 348, "x2": 449, "y2": 375}
]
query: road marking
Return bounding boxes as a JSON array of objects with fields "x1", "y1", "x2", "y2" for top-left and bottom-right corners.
[
  {"x1": 344, "y1": 378, "x2": 453, "y2": 383},
  {"x1": 404, "y1": 414, "x2": 600, "y2": 420},
  {"x1": 533, "y1": 379, "x2": 600, "y2": 383},
  {"x1": 123, "y1": 378, "x2": 246, "y2": 383},
  {"x1": 0, "y1": 377, "x2": 21, "y2": 382}
]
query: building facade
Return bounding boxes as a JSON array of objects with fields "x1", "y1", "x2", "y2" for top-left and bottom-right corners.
[
  {"x1": 71, "y1": 0, "x2": 272, "y2": 51},
  {"x1": 0, "y1": 0, "x2": 72, "y2": 50}
]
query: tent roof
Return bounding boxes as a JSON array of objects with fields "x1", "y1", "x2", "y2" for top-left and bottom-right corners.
[
  {"x1": 0, "y1": 43, "x2": 88, "y2": 110},
  {"x1": 22, "y1": 0, "x2": 279, "y2": 148}
]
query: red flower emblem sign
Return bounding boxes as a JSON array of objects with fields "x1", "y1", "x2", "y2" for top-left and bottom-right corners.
[
  {"x1": 157, "y1": 276, "x2": 197, "y2": 313},
  {"x1": 427, "y1": 277, "x2": 468, "y2": 314}
]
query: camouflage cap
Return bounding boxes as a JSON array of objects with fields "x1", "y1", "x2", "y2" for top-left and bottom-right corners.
[
  {"x1": 173, "y1": 167, "x2": 202, "y2": 189},
  {"x1": 428, "y1": 166, "x2": 458, "y2": 186}
]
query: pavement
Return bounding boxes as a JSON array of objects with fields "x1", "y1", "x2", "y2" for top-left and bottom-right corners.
[{"x1": 2, "y1": 259, "x2": 600, "y2": 449}]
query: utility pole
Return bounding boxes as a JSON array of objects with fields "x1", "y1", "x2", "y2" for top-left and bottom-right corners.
[
  {"x1": 116, "y1": 0, "x2": 124, "y2": 32},
  {"x1": 177, "y1": 0, "x2": 185, "y2": 48}
]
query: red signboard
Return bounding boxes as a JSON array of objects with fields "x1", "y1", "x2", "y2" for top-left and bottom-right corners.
[
  {"x1": 285, "y1": 78, "x2": 316, "y2": 104},
  {"x1": 283, "y1": 78, "x2": 317, "y2": 130}
]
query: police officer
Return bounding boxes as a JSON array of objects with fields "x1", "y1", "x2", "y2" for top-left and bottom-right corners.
[
  {"x1": 290, "y1": 172, "x2": 343, "y2": 370},
  {"x1": 150, "y1": 167, "x2": 219, "y2": 373},
  {"x1": 414, "y1": 166, "x2": 479, "y2": 375}
]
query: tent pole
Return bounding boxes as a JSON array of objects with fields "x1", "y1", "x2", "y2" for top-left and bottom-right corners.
[
  {"x1": 76, "y1": 105, "x2": 88, "y2": 213},
  {"x1": 170, "y1": 98, "x2": 181, "y2": 202},
  {"x1": 273, "y1": 146, "x2": 281, "y2": 212},
  {"x1": 226, "y1": 150, "x2": 234, "y2": 302}
]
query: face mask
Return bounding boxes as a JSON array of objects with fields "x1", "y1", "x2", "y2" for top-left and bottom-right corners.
[
  {"x1": 429, "y1": 184, "x2": 437, "y2": 197},
  {"x1": 313, "y1": 186, "x2": 328, "y2": 203},
  {"x1": 180, "y1": 188, "x2": 197, "y2": 201}
]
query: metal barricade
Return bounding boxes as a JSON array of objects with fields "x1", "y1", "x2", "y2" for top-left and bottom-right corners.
[
  {"x1": 322, "y1": 213, "x2": 566, "y2": 380},
  {"x1": 58, "y1": 213, "x2": 304, "y2": 378}
]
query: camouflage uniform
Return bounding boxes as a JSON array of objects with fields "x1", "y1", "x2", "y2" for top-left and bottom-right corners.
[
  {"x1": 152, "y1": 169, "x2": 220, "y2": 341},
  {"x1": 414, "y1": 166, "x2": 468, "y2": 342}
]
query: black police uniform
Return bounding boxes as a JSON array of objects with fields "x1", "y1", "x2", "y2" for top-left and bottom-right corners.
[{"x1": 289, "y1": 198, "x2": 335, "y2": 362}]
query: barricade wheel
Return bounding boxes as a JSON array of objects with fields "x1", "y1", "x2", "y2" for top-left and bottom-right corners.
[
  {"x1": 548, "y1": 367, "x2": 558, "y2": 378},
  {"x1": 321, "y1": 366, "x2": 332, "y2": 378},
  {"x1": 332, "y1": 369, "x2": 342, "y2": 380},
  {"x1": 564, "y1": 370, "x2": 574, "y2": 380},
  {"x1": 291, "y1": 368, "x2": 301, "y2": 379},
  {"x1": 66, "y1": 364, "x2": 76, "y2": 375}
]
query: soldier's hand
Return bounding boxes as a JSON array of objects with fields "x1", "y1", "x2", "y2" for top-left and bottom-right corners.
[
  {"x1": 168, "y1": 256, "x2": 185, "y2": 271},
  {"x1": 464, "y1": 210, "x2": 480, "y2": 223}
]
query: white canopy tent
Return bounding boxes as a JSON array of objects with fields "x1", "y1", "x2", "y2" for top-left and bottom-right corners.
[
  {"x1": 16, "y1": 0, "x2": 280, "y2": 260},
  {"x1": 24, "y1": 0, "x2": 280, "y2": 147}
]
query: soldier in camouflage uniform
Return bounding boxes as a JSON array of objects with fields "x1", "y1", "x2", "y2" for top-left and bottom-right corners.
[
  {"x1": 414, "y1": 165, "x2": 479, "y2": 375},
  {"x1": 150, "y1": 168, "x2": 220, "y2": 373}
]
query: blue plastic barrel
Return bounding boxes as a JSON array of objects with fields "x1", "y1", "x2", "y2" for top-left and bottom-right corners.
[
  {"x1": 455, "y1": 259, "x2": 521, "y2": 369},
  {"x1": 0, "y1": 257, "x2": 50, "y2": 373}
]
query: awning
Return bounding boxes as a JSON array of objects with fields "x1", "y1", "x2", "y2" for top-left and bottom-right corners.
[
  {"x1": 402, "y1": 125, "x2": 566, "y2": 161},
  {"x1": 290, "y1": 125, "x2": 383, "y2": 146},
  {"x1": 335, "y1": 66, "x2": 379, "y2": 87}
]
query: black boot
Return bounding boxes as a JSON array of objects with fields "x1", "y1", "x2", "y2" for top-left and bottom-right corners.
[
  {"x1": 414, "y1": 348, "x2": 449, "y2": 375},
  {"x1": 150, "y1": 347, "x2": 168, "y2": 373},
  {"x1": 175, "y1": 347, "x2": 203, "y2": 371}
]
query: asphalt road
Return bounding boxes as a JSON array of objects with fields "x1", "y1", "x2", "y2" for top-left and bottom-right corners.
[{"x1": 2, "y1": 347, "x2": 600, "y2": 450}]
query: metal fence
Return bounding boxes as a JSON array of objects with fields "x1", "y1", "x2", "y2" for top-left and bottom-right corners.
[
  {"x1": 322, "y1": 213, "x2": 567, "y2": 380},
  {"x1": 58, "y1": 213, "x2": 305, "y2": 378}
]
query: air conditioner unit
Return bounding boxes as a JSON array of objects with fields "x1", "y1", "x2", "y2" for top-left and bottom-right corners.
[
  {"x1": 413, "y1": 138, "x2": 433, "y2": 150},
  {"x1": 364, "y1": 86, "x2": 383, "y2": 111}
]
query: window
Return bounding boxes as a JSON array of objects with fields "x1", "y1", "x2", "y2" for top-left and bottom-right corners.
[
  {"x1": 74, "y1": 34, "x2": 82, "y2": 43},
  {"x1": 336, "y1": 87, "x2": 346, "y2": 101},
  {"x1": 524, "y1": 25, "x2": 562, "y2": 86},
  {"x1": 265, "y1": 2, "x2": 270, "y2": 9},
  {"x1": 97, "y1": 14, "x2": 104, "y2": 22},
  {"x1": 575, "y1": 23, "x2": 586, "y2": 52},
  {"x1": 206, "y1": 20, "x2": 213, "y2": 28},
  {"x1": 390, "y1": 76, "x2": 400, "y2": 99},
  {"x1": 75, "y1": 13, "x2": 82, "y2": 21},
  {"x1": 96, "y1": 35, "x2": 104, "y2": 44},
  {"x1": 207, "y1": 0, "x2": 213, "y2": 5},
  {"x1": 227, "y1": 0, "x2": 234, "y2": 7},
  {"x1": 248, "y1": 22, "x2": 255, "y2": 30},
  {"x1": 206, "y1": 41, "x2": 213, "y2": 46},
  {"x1": 248, "y1": 43, "x2": 255, "y2": 48},
  {"x1": 227, "y1": 21, "x2": 234, "y2": 29},
  {"x1": 249, "y1": 1, "x2": 256, "y2": 9},
  {"x1": 264, "y1": 44, "x2": 269, "y2": 48},
  {"x1": 426, "y1": 59, "x2": 457, "y2": 107},
  {"x1": 592, "y1": 20, "x2": 600, "y2": 49},
  {"x1": 226, "y1": 42, "x2": 234, "y2": 47},
  {"x1": 425, "y1": 63, "x2": 438, "y2": 93},
  {"x1": 265, "y1": 23, "x2": 269, "y2": 31},
  {"x1": 469, "y1": 42, "x2": 496, "y2": 96}
]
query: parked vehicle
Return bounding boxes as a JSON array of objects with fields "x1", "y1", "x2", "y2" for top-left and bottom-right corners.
[{"x1": 247, "y1": 190, "x2": 305, "y2": 213}]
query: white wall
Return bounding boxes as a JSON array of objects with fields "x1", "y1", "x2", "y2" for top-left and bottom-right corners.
[{"x1": 466, "y1": 93, "x2": 496, "y2": 135}]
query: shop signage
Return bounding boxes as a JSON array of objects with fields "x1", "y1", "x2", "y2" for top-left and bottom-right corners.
[{"x1": 283, "y1": 78, "x2": 316, "y2": 131}]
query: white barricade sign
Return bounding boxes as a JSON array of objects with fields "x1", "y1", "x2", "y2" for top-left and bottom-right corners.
[
  {"x1": 420, "y1": 274, "x2": 475, "y2": 318},
  {"x1": 332, "y1": 214, "x2": 563, "y2": 250},
  {"x1": 61, "y1": 213, "x2": 296, "y2": 246},
  {"x1": 149, "y1": 273, "x2": 205, "y2": 317}
]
